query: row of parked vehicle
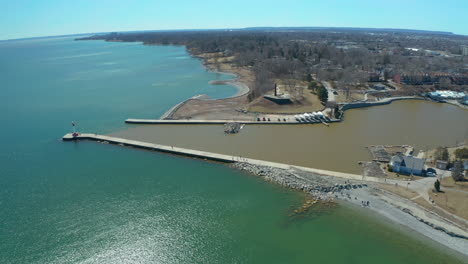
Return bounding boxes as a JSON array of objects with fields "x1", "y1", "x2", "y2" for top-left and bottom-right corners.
[
  {"x1": 257, "y1": 117, "x2": 288, "y2": 122},
  {"x1": 255, "y1": 112, "x2": 331, "y2": 123},
  {"x1": 294, "y1": 112, "x2": 329, "y2": 122}
]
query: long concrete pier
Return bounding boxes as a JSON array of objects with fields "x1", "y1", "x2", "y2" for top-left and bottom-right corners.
[
  {"x1": 62, "y1": 133, "x2": 383, "y2": 183},
  {"x1": 125, "y1": 118, "x2": 338, "y2": 125}
]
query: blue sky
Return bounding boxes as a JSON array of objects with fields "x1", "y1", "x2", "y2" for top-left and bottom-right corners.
[{"x1": 1, "y1": 0, "x2": 467, "y2": 40}]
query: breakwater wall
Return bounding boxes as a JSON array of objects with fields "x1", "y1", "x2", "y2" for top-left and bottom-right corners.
[
  {"x1": 160, "y1": 94, "x2": 207, "y2": 120},
  {"x1": 63, "y1": 133, "x2": 385, "y2": 183}
]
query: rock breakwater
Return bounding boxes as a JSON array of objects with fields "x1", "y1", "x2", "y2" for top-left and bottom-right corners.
[{"x1": 232, "y1": 162, "x2": 366, "y2": 201}]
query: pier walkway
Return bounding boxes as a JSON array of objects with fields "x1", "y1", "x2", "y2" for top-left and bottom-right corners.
[
  {"x1": 63, "y1": 133, "x2": 383, "y2": 183},
  {"x1": 126, "y1": 119, "x2": 294, "y2": 124},
  {"x1": 125, "y1": 118, "x2": 338, "y2": 125}
]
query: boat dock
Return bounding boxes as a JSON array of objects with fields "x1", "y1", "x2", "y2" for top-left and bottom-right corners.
[{"x1": 62, "y1": 133, "x2": 382, "y2": 183}]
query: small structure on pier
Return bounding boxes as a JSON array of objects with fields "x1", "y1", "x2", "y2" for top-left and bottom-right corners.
[
  {"x1": 264, "y1": 83, "x2": 292, "y2": 104},
  {"x1": 72, "y1": 121, "x2": 79, "y2": 137}
]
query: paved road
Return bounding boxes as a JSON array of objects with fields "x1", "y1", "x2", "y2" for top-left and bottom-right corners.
[
  {"x1": 322, "y1": 81, "x2": 335, "y2": 102},
  {"x1": 443, "y1": 186, "x2": 468, "y2": 195}
]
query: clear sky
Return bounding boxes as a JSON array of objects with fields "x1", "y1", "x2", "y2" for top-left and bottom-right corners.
[{"x1": 1, "y1": 0, "x2": 467, "y2": 40}]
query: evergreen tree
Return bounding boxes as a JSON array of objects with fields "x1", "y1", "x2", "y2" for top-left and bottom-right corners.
[{"x1": 434, "y1": 179, "x2": 440, "y2": 192}]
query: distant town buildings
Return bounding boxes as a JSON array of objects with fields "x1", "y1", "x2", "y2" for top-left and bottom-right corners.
[
  {"x1": 392, "y1": 73, "x2": 468, "y2": 85},
  {"x1": 368, "y1": 72, "x2": 380, "y2": 82},
  {"x1": 372, "y1": 84, "x2": 387, "y2": 90},
  {"x1": 462, "y1": 45, "x2": 468, "y2": 56}
]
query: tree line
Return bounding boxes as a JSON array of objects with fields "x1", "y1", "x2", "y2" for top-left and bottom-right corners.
[{"x1": 78, "y1": 30, "x2": 468, "y2": 100}]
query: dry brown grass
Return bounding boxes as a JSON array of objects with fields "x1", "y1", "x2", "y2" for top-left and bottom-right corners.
[
  {"x1": 424, "y1": 144, "x2": 467, "y2": 164},
  {"x1": 387, "y1": 172, "x2": 424, "y2": 181},
  {"x1": 384, "y1": 146, "x2": 408, "y2": 155},
  {"x1": 204, "y1": 56, "x2": 235, "y2": 64},
  {"x1": 430, "y1": 189, "x2": 468, "y2": 221},
  {"x1": 379, "y1": 183, "x2": 468, "y2": 227},
  {"x1": 441, "y1": 177, "x2": 468, "y2": 190},
  {"x1": 335, "y1": 91, "x2": 365, "y2": 103},
  {"x1": 378, "y1": 163, "x2": 424, "y2": 181},
  {"x1": 378, "y1": 183, "x2": 420, "y2": 200},
  {"x1": 171, "y1": 53, "x2": 257, "y2": 120}
]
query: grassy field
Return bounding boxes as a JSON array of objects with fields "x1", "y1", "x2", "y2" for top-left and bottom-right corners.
[
  {"x1": 335, "y1": 90, "x2": 366, "y2": 103},
  {"x1": 378, "y1": 183, "x2": 420, "y2": 200},
  {"x1": 430, "y1": 177, "x2": 468, "y2": 221},
  {"x1": 380, "y1": 181, "x2": 468, "y2": 228},
  {"x1": 424, "y1": 144, "x2": 467, "y2": 164}
]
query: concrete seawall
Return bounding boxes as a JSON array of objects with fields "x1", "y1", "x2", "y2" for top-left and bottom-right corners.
[
  {"x1": 63, "y1": 133, "x2": 384, "y2": 183},
  {"x1": 341, "y1": 96, "x2": 427, "y2": 111},
  {"x1": 133, "y1": 97, "x2": 427, "y2": 126}
]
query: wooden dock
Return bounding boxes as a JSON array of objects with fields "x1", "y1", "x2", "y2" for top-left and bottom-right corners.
[{"x1": 62, "y1": 133, "x2": 383, "y2": 183}]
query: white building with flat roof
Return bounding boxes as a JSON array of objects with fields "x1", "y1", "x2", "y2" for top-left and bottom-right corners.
[
  {"x1": 428, "y1": 90, "x2": 465, "y2": 100},
  {"x1": 462, "y1": 45, "x2": 468, "y2": 56}
]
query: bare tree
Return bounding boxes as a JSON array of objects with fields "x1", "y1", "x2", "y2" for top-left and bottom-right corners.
[{"x1": 452, "y1": 161, "x2": 465, "y2": 182}]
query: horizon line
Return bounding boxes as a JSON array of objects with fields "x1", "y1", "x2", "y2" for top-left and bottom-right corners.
[{"x1": 1, "y1": 26, "x2": 466, "y2": 42}]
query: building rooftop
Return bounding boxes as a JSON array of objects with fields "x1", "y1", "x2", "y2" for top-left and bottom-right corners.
[
  {"x1": 429, "y1": 90, "x2": 465, "y2": 99},
  {"x1": 391, "y1": 155, "x2": 425, "y2": 171}
]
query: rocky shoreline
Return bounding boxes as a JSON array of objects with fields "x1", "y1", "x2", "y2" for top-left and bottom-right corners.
[
  {"x1": 231, "y1": 162, "x2": 468, "y2": 259},
  {"x1": 231, "y1": 162, "x2": 367, "y2": 201}
]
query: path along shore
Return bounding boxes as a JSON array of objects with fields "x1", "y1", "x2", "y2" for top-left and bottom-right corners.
[{"x1": 63, "y1": 132, "x2": 468, "y2": 258}]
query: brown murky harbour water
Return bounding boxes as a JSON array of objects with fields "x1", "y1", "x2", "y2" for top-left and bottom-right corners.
[{"x1": 112, "y1": 100, "x2": 468, "y2": 174}]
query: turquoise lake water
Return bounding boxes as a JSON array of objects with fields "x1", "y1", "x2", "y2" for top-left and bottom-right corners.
[{"x1": 0, "y1": 36, "x2": 465, "y2": 263}]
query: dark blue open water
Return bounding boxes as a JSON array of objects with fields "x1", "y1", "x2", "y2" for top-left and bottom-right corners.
[{"x1": 0, "y1": 36, "x2": 465, "y2": 263}]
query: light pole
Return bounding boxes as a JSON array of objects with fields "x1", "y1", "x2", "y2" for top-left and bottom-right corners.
[{"x1": 72, "y1": 121, "x2": 78, "y2": 137}]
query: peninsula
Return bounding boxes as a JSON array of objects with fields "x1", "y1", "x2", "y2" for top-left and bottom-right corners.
[
  {"x1": 73, "y1": 28, "x2": 468, "y2": 259},
  {"x1": 78, "y1": 28, "x2": 468, "y2": 122}
]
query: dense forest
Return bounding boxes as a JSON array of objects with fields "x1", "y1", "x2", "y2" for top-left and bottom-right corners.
[{"x1": 78, "y1": 28, "x2": 468, "y2": 98}]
